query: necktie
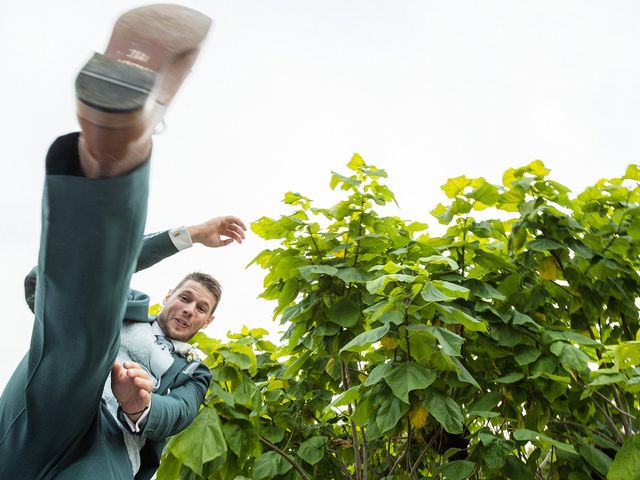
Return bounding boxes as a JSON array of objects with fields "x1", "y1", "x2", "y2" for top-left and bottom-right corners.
[{"x1": 155, "y1": 335, "x2": 175, "y2": 353}]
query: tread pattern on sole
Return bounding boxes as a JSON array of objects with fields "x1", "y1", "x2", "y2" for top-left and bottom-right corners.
[{"x1": 75, "y1": 53, "x2": 157, "y2": 113}]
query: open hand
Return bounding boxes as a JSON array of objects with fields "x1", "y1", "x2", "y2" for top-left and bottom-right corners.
[
  {"x1": 187, "y1": 215, "x2": 247, "y2": 248},
  {"x1": 111, "y1": 361, "x2": 153, "y2": 421}
]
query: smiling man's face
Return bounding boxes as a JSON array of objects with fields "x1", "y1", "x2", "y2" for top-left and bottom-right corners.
[{"x1": 157, "y1": 280, "x2": 216, "y2": 341}]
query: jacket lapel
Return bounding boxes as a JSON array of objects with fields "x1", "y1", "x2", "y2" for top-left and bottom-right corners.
[{"x1": 156, "y1": 354, "x2": 187, "y2": 394}]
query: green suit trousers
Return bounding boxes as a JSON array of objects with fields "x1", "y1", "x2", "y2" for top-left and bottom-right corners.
[{"x1": 0, "y1": 133, "x2": 149, "y2": 479}]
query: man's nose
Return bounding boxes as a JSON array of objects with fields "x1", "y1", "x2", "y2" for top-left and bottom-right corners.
[{"x1": 182, "y1": 303, "x2": 195, "y2": 316}]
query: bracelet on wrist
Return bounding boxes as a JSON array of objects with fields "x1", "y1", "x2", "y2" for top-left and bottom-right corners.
[{"x1": 122, "y1": 404, "x2": 149, "y2": 416}]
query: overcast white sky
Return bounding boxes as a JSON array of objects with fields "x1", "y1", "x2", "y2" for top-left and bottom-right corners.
[{"x1": 2, "y1": 0, "x2": 640, "y2": 390}]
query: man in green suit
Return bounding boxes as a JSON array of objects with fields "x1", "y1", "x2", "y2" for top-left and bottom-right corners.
[
  {"x1": 19, "y1": 215, "x2": 246, "y2": 479},
  {"x1": 0, "y1": 4, "x2": 238, "y2": 479}
]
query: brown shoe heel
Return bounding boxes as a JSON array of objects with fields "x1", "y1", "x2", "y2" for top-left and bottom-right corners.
[
  {"x1": 76, "y1": 4, "x2": 212, "y2": 130},
  {"x1": 76, "y1": 53, "x2": 157, "y2": 127}
]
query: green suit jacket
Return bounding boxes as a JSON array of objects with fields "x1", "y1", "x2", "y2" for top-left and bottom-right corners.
[{"x1": 23, "y1": 230, "x2": 212, "y2": 480}]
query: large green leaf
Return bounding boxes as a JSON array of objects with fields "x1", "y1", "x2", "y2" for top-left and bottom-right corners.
[
  {"x1": 439, "y1": 460, "x2": 476, "y2": 480},
  {"x1": 298, "y1": 265, "x2": 338, "y2": 281},
  {"x1": 167, "y1": 406, "x2": 227, "y2": 476},
  {"x1": 420, "y1": 255, "x2": 459, "y2": 270},
  {"x1": 384, "y1": 362, "x2": 437, "y2": 403},
  {"x1": 330, "y1": 385, "x2": 361, "y2": 407},
  {"x1": 297, "y1": 436, "x2": 328, "y2": 465},
  {"x1": 330, "y1": 171, "x2": 361, "y2": 189},
  {"x1": 340, "y1": 324, "x2": 390, "y2": 353},
  {"x1": 527, "y1": 238, "x2": 565, "y2": 251},
  {"x1": 579, "y1": 445, "x2": 612, "y2": 477},
  {"x1": 223, "y1": 420, "x2": 260, "y2": 462},
  {"x1": 424, "y1": 389, "x2": 464, "y2": 434},
  {"x1": 513, "y1": 429, "x2": 576, "y2": 453},
  {"x1": 609, "y1": 434, "x2": 640, "y2": 480},
  {"x1": 252, "y1": 451, "x2": 293, "y2": 480},
  {"x1": 468, "y1": 391, "x2": 502, "y2": 417},
  {"x1": 542, "y1": 329, "x2": 600, "y2": 346},
  {"x1": 375, "y1": 396, "x2": 409, "y2": 434},
  {"x1": 421, "y1": 282, "x2": 458, "y2": 302},
  {"x1": 435, "y1": 304, "x2": 488, "y2": 332},
  {"x1": 514, "y1": 346, "x2": 542, "y2": 366},
  {"x1": 550, "y1": 341, "x2": 590, "y2": 374},
  {"x1": 335, "y1": 267, "x2": 372, "y2": 283},
  {"x1": 283, "y1": 351, "x2": 311, "y2": 378},
  {"x1": 366, "y1": 273, "x2": 416, "y2": 294},
  {"x1": 421, "y1": 281, "x2": 470, "y2": 302},
  {"x1": 442, "y1": 175, "x2": 471, "y2": 198},
  {"x1": 363, "y1": 363, "x2": 393, "y2": 387},
  {"x1": 428, "y1": 326, "x2": 464, "y2": 357},
  {"x1": 408, "y1": 324, "x2": 463, "y2": 357},
  {"x1": 328, "y1": 298, "x2": 361, "y2": 327},
  {"x1": 613, "y1": 341, "x2": 640, "y2": 370},
  {"x1": 450, "y1": 357, "x2": 480, "y2": 388}
]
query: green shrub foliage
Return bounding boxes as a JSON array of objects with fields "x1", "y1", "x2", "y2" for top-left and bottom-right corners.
[{"x1": 158, "y1": 156, "x2": 640, "y2": 479}]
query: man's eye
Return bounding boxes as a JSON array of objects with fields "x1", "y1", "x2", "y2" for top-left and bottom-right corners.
[
  {"x1": 198, "y1": 306, "x2": 207, "y2": 313},
  {"x1": 179, "y1": 295, "x2": 188, "y2": 301}
]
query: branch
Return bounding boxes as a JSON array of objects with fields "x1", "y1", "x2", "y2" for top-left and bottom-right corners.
[
  {"x1": 342, "y1": 360, "x2": 362, "y2": 480},
  {"x1": 387, "y1": 450, "x2": 407, "y2": 477},
  {"x1": 307, "y1": 225, "x2": 324, "y2": 263},
  {"x1": 409, "y1": 430, "x2": 437, "y2": 476},
  {"x1": 594, "y1": 401, "x2": 625, "y2": 444},
  {"x1": 352, "y1": 196, "x2": 366, "y2": 267},
  {"x1": 595, "y1": 390, "x2": 637, "y2": 421},
  {"x1": 260, "y1": 437, "x2": 310, "y2": 480},
  {"x1": 609, "y1": 388, "x2": 635, "y2": 436}
]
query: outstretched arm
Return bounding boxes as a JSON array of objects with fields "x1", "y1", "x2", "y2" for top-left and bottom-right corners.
[
  {"x1": 135, "y1": 215, "x2": 247, "y2": 272},
  {"x1": 24, "y1": 215, "x2": 247, "y2": 313}
]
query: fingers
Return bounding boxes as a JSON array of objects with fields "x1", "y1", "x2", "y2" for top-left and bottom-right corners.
[
  {"x1": 119, "y1": 361, "x2": 153, "y2": 392},
  {"x1": 224, "y1": 215, "x2": 247, "y2": 231},
  {"x1": 132, "y1": 374, "x2": 153, "y2": 393},
  {"x1": 112, "y1": 362, "x2": 124, "y2": 376},
  {"x1": 221, "y1": 216, "x2": 247, "y2": 244},
  {"x1": 191, "y1": 215, "x2": 248, "y2": 247},
  {"x1": 138, "y1": 389, "x2": 151, "y2": 404}
]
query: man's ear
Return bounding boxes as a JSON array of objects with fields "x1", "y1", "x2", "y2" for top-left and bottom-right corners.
[
  {"x1": 162, "y1": 289, "x2": 173, "y2": 305},
  {"x1": 203, "y1": 315, "x2": 215, "y2": 329}
]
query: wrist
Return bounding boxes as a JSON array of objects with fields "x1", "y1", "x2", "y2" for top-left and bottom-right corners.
[
  {"x1": 186, "y1": 224, "x2": 202, "y2": 244},
  {"x1": 121, "y1": 403, "x2": 149, "y2": 422}
]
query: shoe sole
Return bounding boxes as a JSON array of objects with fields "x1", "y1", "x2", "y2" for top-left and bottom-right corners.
[{"x1": 76, "y1": 4, "x2": 212, "y2": 128}]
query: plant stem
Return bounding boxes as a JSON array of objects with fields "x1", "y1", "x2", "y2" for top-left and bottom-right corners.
[
  {"x1": 406, "y1": 419, "x2": 412, "y2": 475},
  {"x1": 594, "y1": 401, "x2": 625, "y2": 444},
  {"x1": 342, "y1": 360, "x2": 362, "y2": 480},
  {"x1": 387, "y1": 450, "x2": 407, "y2": 477},
  {"x1": 610, "y1": 388, "x2": 634, "y2": 436},
  {"x1": 409, "y1": 432, "x2": 437, "y2": 476},
  {"x1": 260, "y1": 437, "x2": 310, "y2": 480},
  {"x1": 404, "y1": 302, "x2": 412, "y2": 359},
  {"x1": 459, "y1": 217, "x2": 468, "y2": 275},
  {"x1": 595, "y1": 390, "x2": 636, "y2": 421},
  {"x1": 307, "y1": 226, "x2": 324, "y2": 262},
  {"x1": 352, "y1": 196, "x2": 366, "y2": 267}
]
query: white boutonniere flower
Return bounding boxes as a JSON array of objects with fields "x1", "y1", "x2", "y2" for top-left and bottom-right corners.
[{"x1": 182, "y1": 343, "x2": 207, "y2": 363}]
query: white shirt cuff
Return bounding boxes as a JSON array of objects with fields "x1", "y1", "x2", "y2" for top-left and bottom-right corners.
[
  {"x1": 123, "y1": 400, "x2": 151, "y2": 433},
  {"x1": 169, "y1": 226, "x2": 193, "y2": 251}
]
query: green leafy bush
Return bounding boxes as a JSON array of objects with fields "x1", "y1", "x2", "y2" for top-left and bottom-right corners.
[{"x1": 158, "y1": 156, "x2": 640, "y2": 479}]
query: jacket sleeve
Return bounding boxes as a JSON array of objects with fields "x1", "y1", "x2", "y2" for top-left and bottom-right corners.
[
  {"x1": 135, "y1": 230, "x2": 180, "y2": 272},
  {"x1": 23, "y1": 231, "x2": 181, "y2": 314},
  {"x1": 139, "y1": 362, "x2": 212, "y2": 441}
]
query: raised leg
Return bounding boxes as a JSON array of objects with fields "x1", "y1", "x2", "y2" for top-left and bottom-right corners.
[{"x1": 0, "y1": 5, "x2": 211, "y2": 478}]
